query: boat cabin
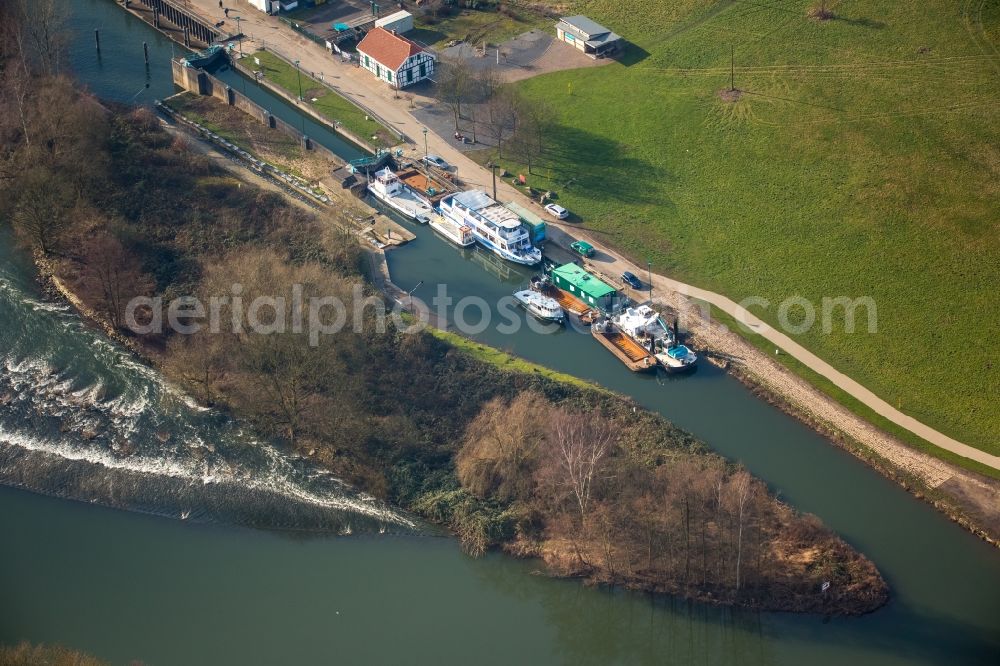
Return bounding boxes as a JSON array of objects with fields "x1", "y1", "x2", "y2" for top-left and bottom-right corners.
[
  {"x1": 549, "y1": 263, "x2": 618, "y2": 311},
  {"x1": 503, "y1": 201, "x2": 547, "y2": 245}
]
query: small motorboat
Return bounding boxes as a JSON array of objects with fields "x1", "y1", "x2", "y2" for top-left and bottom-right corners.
[
  {"x1": 514, "y1": 289, "x2": 565, "y2": 324},
  {"x1": 181, "y1": 45, "x2": 226, "y2": 70}
]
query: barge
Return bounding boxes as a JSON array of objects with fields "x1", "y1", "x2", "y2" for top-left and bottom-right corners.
[{"x1": 591, "y1": 319, "x2": 656, "y2": 372}]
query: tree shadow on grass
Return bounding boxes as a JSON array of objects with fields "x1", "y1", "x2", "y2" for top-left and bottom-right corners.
[
  {"x1": 409, "y1": 28, "x2": 448, "y2": 48},
  {"x1": 535, "y1": 125, "x2": 667, "y2": 207}
]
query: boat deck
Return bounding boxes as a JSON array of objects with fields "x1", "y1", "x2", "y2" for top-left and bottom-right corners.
[
  {"x1": 542, "y1": 284, "x2": 593, "y2": 317},
  {"x1": 593, "y1": 326, "x2": 655, "y2": 372},
  {"x1": 397, "y1": 168, "x2": 455, "y2": 203}
]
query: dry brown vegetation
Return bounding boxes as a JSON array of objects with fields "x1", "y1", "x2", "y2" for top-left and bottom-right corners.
[
  {"x1": 455, "y1": 393, "x2": 886, "y2": 613},
  {"x1": 0, "y1": 6, "x2": 886, "y2": 615}
]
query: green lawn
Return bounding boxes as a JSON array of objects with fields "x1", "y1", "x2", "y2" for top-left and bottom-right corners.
[
  {"x1": 249, "y1": 50, "x2": 397, "y2": 149},
  {"x1": 411, "y1": 8, "x2": 547, "y2": 48},
  {"x1": 498, "y1": 0, "x2": 999, "y2": 455}
]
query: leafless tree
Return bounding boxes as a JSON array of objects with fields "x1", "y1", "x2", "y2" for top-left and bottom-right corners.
[
  {"x1": 547, "y1": 410, "x2": 617, "y2": 525},
  {"x1": 483, "y1": 85, "x2": 522, "y2": 161},
  {"x1": 436, "y1": 57, "x2": 473, "y2": 132},
  {"x1": 78, "y1": 233, "x2": 155, "y2": 330}
]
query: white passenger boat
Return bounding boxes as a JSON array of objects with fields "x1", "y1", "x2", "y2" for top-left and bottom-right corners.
[
  {"x1": 513, "y1": 289, "x2": 565, "y2": 323},
  {"x1": 428, "y1": 212, "x2": 475, "y2": 247},
  {"x1": 438, "y1": 190, "x2": 542, "y2": 265},
  {"x1": 613, "y1": 304, "x2": 697, "y2": 372},
  {"x1": 367, "y1": 167, "x2": 433, "y2": 223}
]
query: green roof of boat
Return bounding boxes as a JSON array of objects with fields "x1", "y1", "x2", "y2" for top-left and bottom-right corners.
[{"x1": 551, "y1": 263, "x2": 617, "y2": 300}]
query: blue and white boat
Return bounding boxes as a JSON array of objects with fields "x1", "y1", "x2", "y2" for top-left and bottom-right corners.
[{"x1": 438, "y1": 190, "x2": 542, "y2": 265}]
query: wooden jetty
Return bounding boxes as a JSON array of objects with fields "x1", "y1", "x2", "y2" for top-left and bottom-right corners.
[{"x1": 592, "y1": 321, "x2": 656, "y2": 372}]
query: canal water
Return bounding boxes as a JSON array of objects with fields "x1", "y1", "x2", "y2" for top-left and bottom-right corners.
[{"x1": 0, "y1": 1, "x2": 996, "y2": 663}]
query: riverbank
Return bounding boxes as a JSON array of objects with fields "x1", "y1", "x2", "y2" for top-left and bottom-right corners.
[
  {"x1": 2, "y1": 66, "x2": 886, "y2": 614},
  {"x1": 167, "y1": 1, "x2": 1000, "y2": 531}
]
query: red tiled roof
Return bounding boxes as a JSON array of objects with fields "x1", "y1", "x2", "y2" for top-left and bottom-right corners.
[{"x1": 357, "y1": 27, "x2": 423, "y2": 70}]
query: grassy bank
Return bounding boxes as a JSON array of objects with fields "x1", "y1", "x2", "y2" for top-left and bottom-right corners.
[
  {"x1": 248, "y1": 50, "x2": 396, "y2": 148},
  {"x1": 411, "y1": 7, "x2": 548, "y2": 48},
  {"x1": 496, "y1": 0, "x2": 999, "y2": 455},
  {"x1": 426, "y1": 326, "x2": 603, "y2": 391}
]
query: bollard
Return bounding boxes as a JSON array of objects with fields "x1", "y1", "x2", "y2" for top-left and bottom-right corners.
[
  {"x1": 95, "y1": 29, "x2": 101, "y2": 52},
  {"x1": 143, "y1": 41, "x2": 149, "y2": 65}
]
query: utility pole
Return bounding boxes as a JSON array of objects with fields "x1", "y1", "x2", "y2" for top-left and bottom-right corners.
[
  {"x1": 491, "y1": 164, "x2": 497, "y2": 201},
  {"x1": 422, "y1": 126, "x2": 428, "y2": 161},
  {"x1": 730, "y1": 44, "x2": 735, "y2": 91}
]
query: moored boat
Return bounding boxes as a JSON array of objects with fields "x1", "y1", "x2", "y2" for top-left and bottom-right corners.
[
  {"x1": 428, "y1": 212, "x2": 474, "y2": 247},
  {"x1": 530, "y1": 275, "x2": 595, "y2": 323},
  {"x1": 591, "y1": 318, "x2": 656, "y2": 372},
  {"x1": 367, "y1": 167, "x2": 433, "y2": 223},
  {"x1": 513, "y1": 289, "x2": 565, "y2": 323},
  {"x1": 612, "y1": 304, "x2": 697, "y2": 372},
  {"x1": 439, "y1": 190, "x2": 541, "y2": 265},
  {"x1": 181, "y1": 45, "x2": 226, "y2": 69},
  {"x1": 660, "y1": 343, "x2": 698, "y2": 372}
]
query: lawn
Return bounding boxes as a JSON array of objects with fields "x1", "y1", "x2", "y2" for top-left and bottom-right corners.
[
  {"x1": 411, "y1": 7, "x2": 548, "y2": 49},
  {"x1": 249, "y1": 50, "x2": 397, "y2": 149},
  {"x1": 494, "y1": 0, "x2": 999, "y2": 455}
]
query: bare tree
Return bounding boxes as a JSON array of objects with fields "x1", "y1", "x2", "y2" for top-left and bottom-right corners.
[
  {"x1": 436, "y1": 57, "x2": 473, "y2": 132},
  {"x1": 483, "y1": 85, "x2": 522, "y2": 161},
  {"x1": 547, "y1": 411, "x2": 617, "y2": 525},
  {"x1": 77, "y1": 233, "x2": 155, "y2": 330},
  {"x1": 12, "y1": 171, "x2": 74, "y2": 254},
  {"x1": 510, "y1": 97, "x2": 552, "y2": 175}
]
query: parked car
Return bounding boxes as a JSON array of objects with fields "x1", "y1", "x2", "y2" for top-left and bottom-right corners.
[
  {"x1": 544, "y1": 203, "x2": 569, "y2": 219},
  {"x1": 570, "y1": 240, "x2": 595, "y2": 258},
  {"x1": 621, "y1": 271, "x2": 643, "y2": 289},
  {"x1": 421, "y1": 154, "x2": 451, "y2": 170}
]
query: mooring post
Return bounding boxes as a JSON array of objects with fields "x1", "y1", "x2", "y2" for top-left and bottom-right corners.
[
  {"x1": 94, "y1": 29, "x2": 101, "y2": 52},
  {"x1": 143, "y1": 41, "x2": 149, "y2": 65}
]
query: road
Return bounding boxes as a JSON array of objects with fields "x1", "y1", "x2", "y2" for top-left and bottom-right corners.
[{"x1": 187, "y1": 0, "x2": 999, "y2": 471}]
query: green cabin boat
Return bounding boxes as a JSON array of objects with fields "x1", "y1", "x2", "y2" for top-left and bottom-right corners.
[{"x1": 549, "y1": 263, "x2": 617, "y2": 312}]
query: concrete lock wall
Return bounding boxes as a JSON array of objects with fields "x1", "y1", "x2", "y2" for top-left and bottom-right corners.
[{"x1": 170, "y1": 60, "x2": 346, "y2": 167}]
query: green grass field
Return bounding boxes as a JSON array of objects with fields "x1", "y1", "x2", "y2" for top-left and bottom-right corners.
[
  {"x1": 249, "y1": 50, "x2": 397, "y2": 148},
  {"x1": 493, "y1": 0, "x2": 999, "y2": 456},
  {"x1": 411, "y1": 8, "x2": 547, "y2": 48}
]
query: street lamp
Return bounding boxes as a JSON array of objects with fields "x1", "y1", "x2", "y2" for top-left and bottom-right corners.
[
  {"x1": 294, "y1": 59, "x2": 303, "y2": 101},
  {"x1": 647, "y1": 260, "x2": 653, "y2": 303},
  {"x1": 235, "y1": 16, "x2": 243, "y2": 57},
  {"x1": 422, "y1": 127, "x2": 428, "y2": 162}
]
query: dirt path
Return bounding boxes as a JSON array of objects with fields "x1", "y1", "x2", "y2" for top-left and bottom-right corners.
[{"x1": 190, "y1": 1, "x2": 998, "y2": 474}]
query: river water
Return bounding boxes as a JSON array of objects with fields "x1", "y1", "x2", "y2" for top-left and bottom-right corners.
[{"x1": 1, "y1": 1, "x2": 998, "y2": 663}]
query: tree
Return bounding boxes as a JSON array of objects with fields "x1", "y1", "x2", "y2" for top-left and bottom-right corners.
[
  {"x1": 77, "y1": 232, "x2": 155, "y2": 330},
  {"x1": 544, "y1": 410, "x2": 617, "y2": 526},
  {"x1": 510, "y1": 97, "x2": 553, "y2": 175},
  {"x1": 12, "y1": 170, "x2": 75, "y2": 254},
  {"x1": 483, "y1": 85, "x2": 522, "y2": 161},
  {"x1": 436, "y1": 57, "x2": 473, "y2": 132}
]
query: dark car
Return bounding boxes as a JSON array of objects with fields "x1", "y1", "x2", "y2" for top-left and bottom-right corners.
[{"x1": 621, "y1": 271, "x2": 643, "y2": 289}]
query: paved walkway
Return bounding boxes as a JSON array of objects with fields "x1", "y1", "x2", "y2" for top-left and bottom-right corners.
[{"x1": 192, "y1": 1, "x2": 998, "y2": 471}]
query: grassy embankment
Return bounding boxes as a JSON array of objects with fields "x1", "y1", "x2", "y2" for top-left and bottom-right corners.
[
  {"x1": 411, "y1": 7, "x2": 548, "y2": 48},
  {"x1": 482, "y1": 0, "x2": 999, "y2": 460},
  {"x1": 249, "y1": 50, "x2": 397, "y2": 148},
  {"x1": 165, "y1": 92, "x2": 333, "y2": 184}
]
